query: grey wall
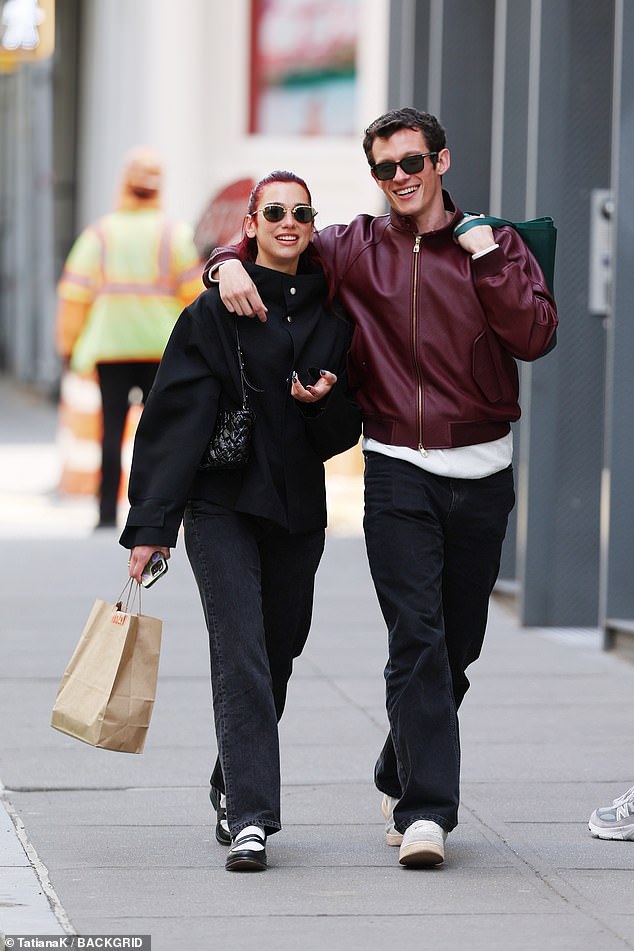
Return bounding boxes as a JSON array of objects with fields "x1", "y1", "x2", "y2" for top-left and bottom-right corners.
[
  {"x1": 387, "y1": 0, "x2": 616, "y2": 628},
  {"x1": 601, "y1": 0, "x2": 634, "y2": 629}
]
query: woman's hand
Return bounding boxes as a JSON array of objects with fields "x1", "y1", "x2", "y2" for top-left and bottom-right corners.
[
  {"x1": 128, "y1": 545, "x2": 171, "y2": 584},
  {"x1": 291, "y1": 369, "x2": 337, "y2": 403},
  {"x1": 217, "y1": 260, "x2": 268, "y2": 322}
]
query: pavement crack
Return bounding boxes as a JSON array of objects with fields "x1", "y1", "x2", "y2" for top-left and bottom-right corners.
[
  {"x1": 0, "y1": 785, "x2": 76, "y2": 936},
  {"x1": 463, "y1": 800, "x2": 634, "y2": 949}
]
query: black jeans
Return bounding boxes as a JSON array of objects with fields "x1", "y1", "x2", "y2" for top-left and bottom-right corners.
[
  {"x1": 184, "y1": 500, "x2": 325, "y2": 838},
  {"x1": 96, "y1": 361, "x2": 159, "y2": 523},
  {"x1": 363, "y1": 452, "x2": 515, "y2": 834}
]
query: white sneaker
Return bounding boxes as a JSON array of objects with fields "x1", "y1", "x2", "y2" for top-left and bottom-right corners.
[
  {"x1": 588, "y1": 784, "x2": 634, "y2": 840},
  {"x1": 398, "y1": 819, "x2": 447, "y2": 867},
  {"x1": 381, "y1": 794, "x2": 403, "y2": 846}
]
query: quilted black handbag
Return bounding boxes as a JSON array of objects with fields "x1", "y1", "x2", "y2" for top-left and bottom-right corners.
[{"x1": 199, "y1": 323, "x2": 255, "y2": 470}]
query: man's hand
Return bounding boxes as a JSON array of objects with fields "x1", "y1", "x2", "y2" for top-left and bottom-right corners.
[
  {"x1": 217, "y1": 260, "x2": 268, "y2": 322},
  {"x1": 454, "y1": 214, "x2": 496, "y2": 256},
  {"x1": 291, "y1": 369, "x2": 337, "y2": 403}
]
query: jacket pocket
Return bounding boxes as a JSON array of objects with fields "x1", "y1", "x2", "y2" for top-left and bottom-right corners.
[{"x1": 472, "y1": 331, "x2": 503, "y2": 403}]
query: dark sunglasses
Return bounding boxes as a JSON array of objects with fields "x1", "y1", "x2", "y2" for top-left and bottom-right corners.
[
  {"x1": 371, "y1": 151, "x2": 438, "y2": 181},
  {"x1": 254, "y1": 203, "x2": 318, "y2": 224}
]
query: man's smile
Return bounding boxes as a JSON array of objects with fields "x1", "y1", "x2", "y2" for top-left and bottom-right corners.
[{"x1": 394, "y1": 184, "x2": 420, "y2": 198}]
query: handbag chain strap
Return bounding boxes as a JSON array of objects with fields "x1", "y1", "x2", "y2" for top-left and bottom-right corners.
[
  {"x1": 233, "y1": 320, "x2": 263, "y2": 407},
  {"x1": 234, "y1": 322, "x2": 249, "y2": 410}
]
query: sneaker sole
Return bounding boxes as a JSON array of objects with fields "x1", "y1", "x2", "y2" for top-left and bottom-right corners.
[
  {"x1": 588, "y1": 820, "x2": 634, "y2": 841},
  {"x1": 399, "y1": 841, "x2": 445, "y2": 867}
]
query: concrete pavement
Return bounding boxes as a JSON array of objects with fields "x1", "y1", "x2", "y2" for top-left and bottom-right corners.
[{"x1": 1, "y1": 377, "x2": 634, "y2": 951}]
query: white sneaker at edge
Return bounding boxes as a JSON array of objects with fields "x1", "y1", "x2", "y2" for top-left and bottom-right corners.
[
  {"x1": 381, "y1": 794, "x2": 403, "y2": 846},
  {"x1": 399, "y1": 819, "x2": 447, "y2": 867}
]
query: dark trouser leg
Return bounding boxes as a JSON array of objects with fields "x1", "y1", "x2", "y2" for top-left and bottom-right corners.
[
  {"x1": 209, "y1": 522, "x2": 325, "y2": 795},
  {"x1": 442, "y1": 469, "x2": 515, "y2": 710},
  {"x1": 184, "y1": 500, "x2": 324, "y2": 836},
  {"x1": 96, "y1": 361, "x2": 158, "y2": 523},
  {"x1": 363, "y1": 453, "x2": 514, "y2": 833},
  {"x1": 260, "y1": 523, "x2": 325, "y2": 719}
]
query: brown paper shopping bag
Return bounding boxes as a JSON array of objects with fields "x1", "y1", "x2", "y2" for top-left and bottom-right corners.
[{"x1": 51, "y1": 582, "x2": 162, "y2": 753}]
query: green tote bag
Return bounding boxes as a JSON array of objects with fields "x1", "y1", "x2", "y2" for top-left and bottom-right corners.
[
  {"x1": 453, "y1": 214, "x2": 557, "y2": 294},
  {"x1": 453, "y1": 213, "x2": 557, "y2": 355}
]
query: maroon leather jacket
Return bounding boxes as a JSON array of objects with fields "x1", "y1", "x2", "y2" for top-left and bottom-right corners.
[{"x1": 209, "y1": 190, "x2": 558, "y2": 450}]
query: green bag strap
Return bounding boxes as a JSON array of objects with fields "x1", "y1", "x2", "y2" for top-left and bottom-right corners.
[{"x1": 453, "y1": 214, "x2": 555, "y2": 239}]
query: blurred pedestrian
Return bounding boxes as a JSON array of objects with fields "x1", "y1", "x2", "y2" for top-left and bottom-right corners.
[
  {"x1": 589, "y1": 785, "x2": 634, "y2": 840},
  {"x1": 120, "y1": 170, "x2": 361, "y2": 871},
  {"x1": 207, "y1": 107, "x2": 558, "y2": 867},
  {"x1": 55, "y1": 146, "x2": 202, "y2": 529}
]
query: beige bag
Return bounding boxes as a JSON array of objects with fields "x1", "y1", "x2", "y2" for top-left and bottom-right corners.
[{"x1": 51, "y1": 581, "x2": 162, "y2": 753}]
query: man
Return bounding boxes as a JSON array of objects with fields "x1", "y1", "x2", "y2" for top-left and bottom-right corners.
[
  {"x1": 205, "y1": 108, "x2": 558, "y2": 867},
  {"x1": 56, "y1": 147, "x2": 202, "y2": 528}
]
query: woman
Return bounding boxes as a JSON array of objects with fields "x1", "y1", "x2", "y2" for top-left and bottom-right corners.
[{"x1": 120, "y1": 171, "x2": 361, "y2": 872}]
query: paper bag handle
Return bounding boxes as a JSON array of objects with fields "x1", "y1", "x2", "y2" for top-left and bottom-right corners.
[{"x1": 115, "y1": 578, "x2": 142, "y2": 615}]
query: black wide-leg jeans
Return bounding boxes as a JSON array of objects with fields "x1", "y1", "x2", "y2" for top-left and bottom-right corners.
[
  {"x1": 184, "y1": 499, "x2": 325, "y2": 838},
  {"x1": 363, "y1": 451, "x2": 515, "y2": 834}
]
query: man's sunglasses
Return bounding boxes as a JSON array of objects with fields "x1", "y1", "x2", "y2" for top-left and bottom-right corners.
[
  {"x1": 254, "y1": 203, "x2": 318, "y2": 224},
  {"x1": 371, "y1": 151, "x2": 438, "y2": 181}
]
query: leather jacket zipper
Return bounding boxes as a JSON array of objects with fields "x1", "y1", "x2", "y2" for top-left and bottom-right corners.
[{"x1": 411, "y1": 235, "x2": 427, "y2": 456}]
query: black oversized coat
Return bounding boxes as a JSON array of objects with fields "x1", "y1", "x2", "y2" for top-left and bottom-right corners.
[{"x1": 119, "y1": 263, "x2": 361, "y2": 549}]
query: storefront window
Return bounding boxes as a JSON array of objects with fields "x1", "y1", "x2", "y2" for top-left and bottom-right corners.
[{"x1": 249, "y1": 0, "x2": 359, "y2": 136}]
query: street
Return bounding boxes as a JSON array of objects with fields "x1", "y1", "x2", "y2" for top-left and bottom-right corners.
[{"x1": 1, "y1": 378, "x2": 633, "y2": 951}]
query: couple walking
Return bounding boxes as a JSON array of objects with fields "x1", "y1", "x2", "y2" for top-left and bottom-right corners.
[{"x1": 121, "y1": 107, "x2": 557, "y2": 872}]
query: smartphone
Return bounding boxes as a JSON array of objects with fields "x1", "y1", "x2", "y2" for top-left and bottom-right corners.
[{"x1": 140, "y1": 551, "x2": 169, "y2": 588}]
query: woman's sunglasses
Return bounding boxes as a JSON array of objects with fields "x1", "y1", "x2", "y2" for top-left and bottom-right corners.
[
  {"x1": 371, "y1": 151, "x2": 438, "y2": 181},
  {"x1": 254, "y1": 203, "x2": 318, "y2": 224}
]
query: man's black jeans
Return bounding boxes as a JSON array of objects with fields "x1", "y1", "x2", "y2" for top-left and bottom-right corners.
[
  {"x1": 363, "y1": 451, "x2": 515, "y2": 834},
  {"x1": 184, "y1": 500, "x2": 325, "y2": 838}
]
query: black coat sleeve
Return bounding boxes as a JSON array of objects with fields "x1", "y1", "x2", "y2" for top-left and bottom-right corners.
[
  {"x1": 299, "y1": 370, "x2": 362, "y2": 461},
  {"x1": 119, "y1": 307, "x2": 221, "y2": 549}
]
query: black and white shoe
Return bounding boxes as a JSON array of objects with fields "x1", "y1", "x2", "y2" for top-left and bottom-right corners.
[
  {"x1": 225, "y1": 826, "x2": 267, "y2": 872},
  {"x1": 209, "y1": 786, "x2": 231, "y2": 846}
]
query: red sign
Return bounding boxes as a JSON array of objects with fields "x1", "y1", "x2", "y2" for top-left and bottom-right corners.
[{"x1": 193, "y1": 177, "x2": 255, "y2": 260}]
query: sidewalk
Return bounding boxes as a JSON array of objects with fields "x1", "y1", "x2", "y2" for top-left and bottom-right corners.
[{"x1": 1, "y1": 377, "x2": 633, "y2": 951}]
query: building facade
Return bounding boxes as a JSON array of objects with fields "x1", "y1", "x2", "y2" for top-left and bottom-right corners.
[{"x1": 1, "y1": 0, "x2": 633, "y2": 639}]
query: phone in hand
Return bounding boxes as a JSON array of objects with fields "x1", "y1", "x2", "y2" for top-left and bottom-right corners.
[{"x1": 140, "y1": 551, "x2": 169, "y2": 588}]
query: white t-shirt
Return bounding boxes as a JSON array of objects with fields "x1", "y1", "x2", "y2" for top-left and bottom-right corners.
[{"x1": 363, "y1": 431, "x2": 513, "y2": 479}]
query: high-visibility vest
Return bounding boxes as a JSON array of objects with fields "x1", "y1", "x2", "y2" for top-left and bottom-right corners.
[{"x1": 56, "y1": 209, "x2": 202, "y2": 373}]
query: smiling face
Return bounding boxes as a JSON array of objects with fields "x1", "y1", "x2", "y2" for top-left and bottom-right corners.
[
  {"x1": 370, "y1": 128, "x2": 451, "y2": 233},
  {"x1": 245, "y1": 181, "x2": 315, "y2": 275}
]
